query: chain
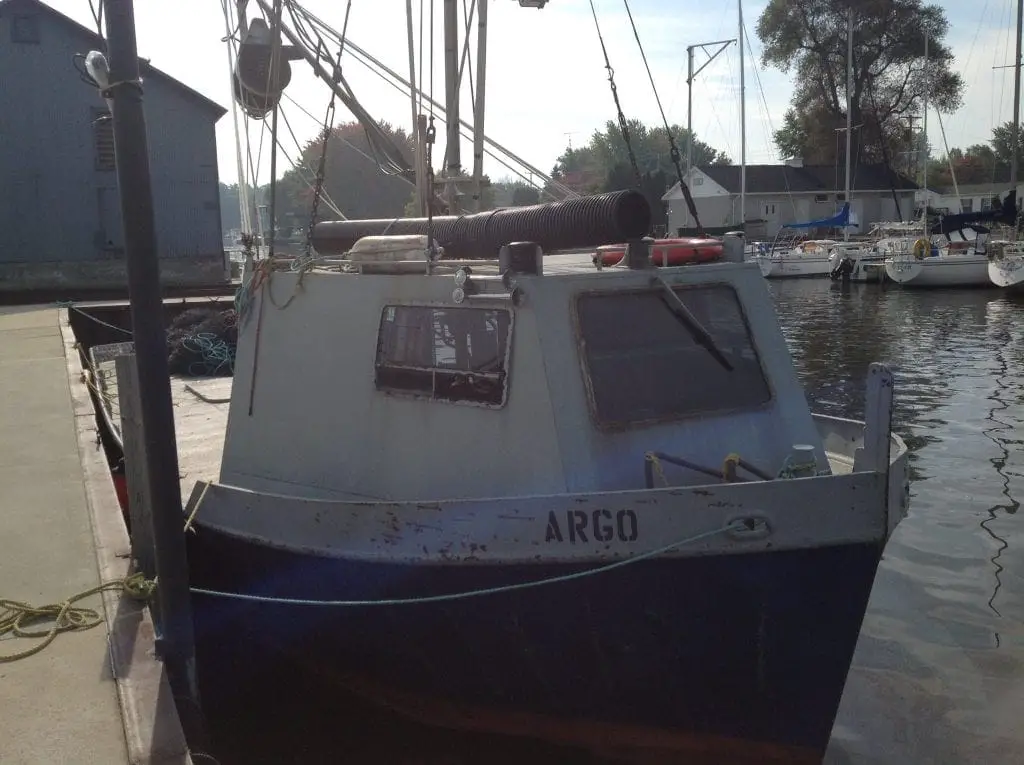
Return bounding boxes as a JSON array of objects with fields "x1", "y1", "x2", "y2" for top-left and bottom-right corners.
[{"x1": 588, "y1": 0, "x2": 642, "y2": 189}]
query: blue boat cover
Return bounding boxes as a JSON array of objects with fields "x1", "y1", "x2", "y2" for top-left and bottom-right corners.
[{"x1": 782, "y1": 202, "x2": 856, "y2": 229}]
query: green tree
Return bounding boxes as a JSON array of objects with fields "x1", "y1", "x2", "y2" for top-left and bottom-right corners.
[
  {"x1": 757, "y1": 0, "x2": 963, "y2": 166},
  {"x1": 275, "y1": 121, "x2": 416, "y2": 225},
  {"x1": 547, "y1": 120, "x2": 730, "y2": 196},
  {"x1": 992, "y1": 122, "x2": 1024, "y2": 173}
]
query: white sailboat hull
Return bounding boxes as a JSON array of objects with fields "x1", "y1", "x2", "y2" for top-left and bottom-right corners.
[
  {"x1": 757, "y1": 254, "x2": 833, "y2": 278},
  {"x1": 884, "y1": 255, "x2": 993, "y2": 287},
  {"x1": 988, "y1": 252, "x2": 1024, "y2": 289}
]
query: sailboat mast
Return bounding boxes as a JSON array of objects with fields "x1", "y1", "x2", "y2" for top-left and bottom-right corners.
[
  {"x1": 844, "y1": 4, "x2": 853, "y2": 242},
  {"x1": 739, "y1": 0, "x2": 746, "y2": 231},
  {"x1": 1012, "y1": 0, "x2": 1022, "y2": 192},
  {"x1": 922, "y1": 29, "x2": 928, "y2": 229}
]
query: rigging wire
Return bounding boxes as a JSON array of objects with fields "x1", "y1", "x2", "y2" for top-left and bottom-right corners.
[
  {"x1": 285, "y1": 1, "x2": 414, "y2": 180},
  {"x1": 586, "y1": 0, "x2": 642, "y2": 188},
  {"x1": 219, "y1": 0, "x2": 253, "y2": 233},
  {"x1": 621, "y1": 0, "x2": 703, "y2": 234}
]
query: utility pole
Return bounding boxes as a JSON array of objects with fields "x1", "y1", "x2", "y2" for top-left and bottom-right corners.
[
  {"x1": 100, "y1": 0, "x2": 196, "y2": 704},
  {"x1": 685, "y1": 37, "x2": 734, "y2": 226}
]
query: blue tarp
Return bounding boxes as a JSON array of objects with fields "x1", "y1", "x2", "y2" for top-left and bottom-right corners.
[{"x1": 782, "y1": 202, "x2": 857, "y2": 229}]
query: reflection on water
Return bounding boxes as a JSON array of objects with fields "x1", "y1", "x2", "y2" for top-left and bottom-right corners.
[
  {"x1": 201, "y1": 279, "x2": 1024, "y2": 764},
  {"x1": 765, "y1": 281, "x2": 1024, "y2": 764}
]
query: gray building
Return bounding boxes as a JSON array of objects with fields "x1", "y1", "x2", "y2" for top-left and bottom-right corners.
[{"x1": 0, "y1": 0, "x2": 228, "y2": 291}]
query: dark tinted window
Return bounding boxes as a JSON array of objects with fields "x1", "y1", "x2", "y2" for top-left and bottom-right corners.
[
  {"x1": 375, "y1": 305, "x2": 512, "y2": 406},
  {"x1": 576, "y1": 285, "x2": 770, "y2": 426}
]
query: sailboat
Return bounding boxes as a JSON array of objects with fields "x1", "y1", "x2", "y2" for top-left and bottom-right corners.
[
  {"x1": 88, "y1": 0, "x2": 911, "y2": 761},
  {"x1": 886, "y1": 27, "x2": 1019, "y2": 287},
  {"x1": 757, "y1": 7, "x2": 857, "y2": 280},
  {"x1": 988, "y1": 0, "x2": 1024, "y2": 290}
]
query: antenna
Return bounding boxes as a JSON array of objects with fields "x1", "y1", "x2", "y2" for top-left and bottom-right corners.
[{"x1": 564, "y1": 131, "x2": 578, "y2": 150}]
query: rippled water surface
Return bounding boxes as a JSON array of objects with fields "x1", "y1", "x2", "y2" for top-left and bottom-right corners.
[
  {"x1": 770, "y1": 281, "x2": 1024, "y2": 765},
  {"x1": 202, "y1": 280, "x2": 1024, "y2": 764}
]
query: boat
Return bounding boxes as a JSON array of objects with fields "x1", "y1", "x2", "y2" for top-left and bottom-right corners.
[
  {"x1": 595, "y1": 237, "x2": 723, "y2": 267},
  {"x1": 884, "y1": 196, "x2": 1017, "y2": 287},
  {"x1": 988, "y1": 239, "x2": 1024, "y2": 289},
  {"x1": 87, "y1": 1, "x2": 910, "y2": 761},
  {"x1": 757, "y1": 237, "x2": 839, "y2": 278},
  {"x1": 87, "y1": 226, "x2": 911, "y2": 764}
]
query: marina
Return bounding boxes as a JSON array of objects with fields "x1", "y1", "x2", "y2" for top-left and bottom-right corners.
[{"x1": 2, "y1": 0, "x2": 1024, "y2": 763}]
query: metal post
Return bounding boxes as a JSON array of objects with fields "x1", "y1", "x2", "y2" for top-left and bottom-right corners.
[
  {"x1": 443, "y1": 0, "x2": 461, "y2": 181},
  {"x1": 922, "y1": 30, "x2": 929, "y2": 228},
  {"x1": 738, "y1": 0, "x2": 746, "y2": 231},
  {"x1": 471, "y1": 0, "x2": 488, "y2": 212},
  {"x1": 406, "y1": 0, "x2": 420, "y2": 214},
  {"x1": 684, "y1": 38, "x2": 733, "y2": 230},
  {"x1": 101, "y1": 0, "x2": 196, "y2": 698},
  {"x1": 1012, "y1": 0, "x2": 1023, "y2": 195},
  {"x1": 844, "y1": 4, "x2": 853, "y2": 242},
  {"x1": 267, "y1": 0, "x2": 282, "y2": 258},
  {"x1": 686, "y1": 45, "x2": 694, "y2": 228}
]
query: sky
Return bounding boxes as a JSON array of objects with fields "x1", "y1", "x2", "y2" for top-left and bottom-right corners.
[{"x1": 43, "y1": 0, "x2": 1022, "y2": 188}]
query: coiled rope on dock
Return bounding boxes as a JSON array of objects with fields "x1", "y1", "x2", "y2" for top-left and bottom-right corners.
[{"x1": 0, "y1": 573, "x2": 155, "y2": 663}]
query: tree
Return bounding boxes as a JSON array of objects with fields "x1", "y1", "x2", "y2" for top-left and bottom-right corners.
[
  {"x1": 992, "y1": 122, "x2": 1024, "y2": 173},
  {"x1": 547, "y1": 119, "x2": 730, "y2": 196},
  {"x1": 274, "y1": 121, "x2": 416, "y2": 225},
  {"x1": 757, "y1": 0, "x2": 963, "y2": 167}
]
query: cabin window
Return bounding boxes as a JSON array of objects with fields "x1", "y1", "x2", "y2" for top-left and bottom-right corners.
[
  {"x1": 575, "y1": 285, "x2": 771, "y2": 427},
  {"x1": 10, "y1": 15, "x2": 40, "y2": 44},
  {"x1": 375, "y1": 305, "x2": 513, "y2": 407},
  {"x1": 93, "y1": 109, "x2": 116, "y2": 171}
]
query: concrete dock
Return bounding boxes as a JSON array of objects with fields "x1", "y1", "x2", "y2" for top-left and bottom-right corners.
[{"x1": 0, "y1": 306, "x2": 191, "y2": 764}]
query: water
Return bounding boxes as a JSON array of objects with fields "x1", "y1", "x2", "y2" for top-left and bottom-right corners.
[
  {"x1": 770, "y1": 280, "x2": 1024, "y2": 764},
  {"x1": 199, "y1": 280, "x2": 1024, "y2": 764}
]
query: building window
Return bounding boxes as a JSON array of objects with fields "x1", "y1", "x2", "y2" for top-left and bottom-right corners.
[
  {"x1": 814, "y1": 194, "x2": 828, "y2": 203},
  {"x1": 981, "y1": 197, "x2": 993, "y2": 212},
  {"x1": 375, "y1": 305, "x2": 513, "y2": 407},
  {"x1": 10, "y1": 14, "x2": 40, "y2": 43},
  {"x1": 692, "y1": 176, "x2": 703, "y2": 186},
  {"x1": 574, "y1": 285, "x2": 771, "y2": 428},
  {"x1": 960, "y1": 198, "x2": 974, "y2": 213},
  {"x1": 93, "y1": 109, "x2": 116, "y2": 171},
  {"x1": 836, "y1": 193, "x2": 846, "y2": 201}
]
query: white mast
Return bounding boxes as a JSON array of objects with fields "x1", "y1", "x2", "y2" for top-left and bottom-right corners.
[
  {"x1": 739, "y1": 0, "x2": 746, "y2": 231},
  {"x1": 844, "y1": 4, "x2": 853, "y2": 242},
  {"x1": 1012, "y1": 0, "x2": 1022, "y2": 197},
  {"x1": 922, "y1": 29, "x2": 928, "y2": 231}
]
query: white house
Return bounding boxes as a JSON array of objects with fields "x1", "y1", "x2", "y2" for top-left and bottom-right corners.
[
  {"x1": 919, "y1": 182, "x2": 1022, "y2": 216},
  {"x1": 662, "y1": 159, "x2": 918, "y2": 238}
]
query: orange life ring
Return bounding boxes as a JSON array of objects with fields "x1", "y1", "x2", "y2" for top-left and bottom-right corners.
[{"x1": 596, "y1": 238, "x2": 724, "y2": 267}]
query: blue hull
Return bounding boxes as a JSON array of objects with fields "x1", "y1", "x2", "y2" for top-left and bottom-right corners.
[{"x1": 187, "y1": 527, "x2": 883, "y2": 761}]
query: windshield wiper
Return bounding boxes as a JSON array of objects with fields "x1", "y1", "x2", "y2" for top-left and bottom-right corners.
[{"x1": 652, "y1": 275, "x2": 734, "y2": 372}]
